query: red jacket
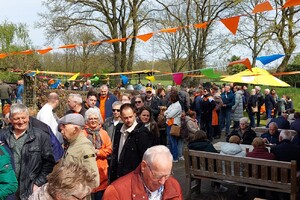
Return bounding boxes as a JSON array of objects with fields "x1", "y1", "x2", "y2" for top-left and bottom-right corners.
[
  {"x1": 246, "y1": 147, "x2": 275, "y2": 160},
  {"x1": 103, "y1": 165, "x2": 183, "y2": 200}
]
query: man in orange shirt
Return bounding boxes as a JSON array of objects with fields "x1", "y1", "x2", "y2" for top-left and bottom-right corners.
[{"x1": 98, "y1": 85, "x2": 118, "y2": 121}]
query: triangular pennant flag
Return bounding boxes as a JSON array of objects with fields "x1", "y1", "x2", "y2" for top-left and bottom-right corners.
[
  {"x1": 200, "y1": 68, "x2": 221, "y2": 79},
  {"x1": 50, "y1": 80, "x2": 61, "y2": 89},
  {"x1": 283, "y1": 0, "x2": 300, "y2": 8},
  {"x1": 160, "y1": 28, "x2": 178, "y2": 33},
  {"x1": 27, "y1": 72, "x2": 36, "y2": 77},
  {"x1": 145, "y1": 76, "x2": 155, "y2": 82},
  {"x1": 68, "y1": 72, "x2": 80, "y2": 81},
  {"x1": 220, "y1": 16, "x2": 240, "y2": 35},
  {"x1": 89, "y1": 41, "x2": 102, "y2": 45},
  {"x1": 252, "y1": 1, "x2": 273, "y2": 13},
  {"x1": 36, "y1": 47, "x2": 53, "y2": 55},
  {"x1": 20, "y1": 50, "x2": 34, "y2": 55},
  {"x1": 256, "y1": 54, "x2": 284, "y2": 65},
  {"x1": 229, "y1": 58, "x2": 252, "y2": 71},
  {"x1": 172, "y1": 73, "x2": 184, "y2": 85},
  {"x1": 120, "y1": 75, "x2": 129, "y2": 85},
  {"x1": 136, "y1": 33, "x2": 154, "y2": 42},
  {"x1": 36, "y1": 69, "x2": 40, "y2": 75},
  {"x1": 0, "y1": 54, "x2": 7, "y2": 59},
  {"x1": 106, "y1": 38, "x2": 127, "y2": 43},
  {"x1": 59, "y1": 44, "x2": 77, "y2": 49},
  {"x1": 194, "y1": 22, "x2": 207, "y2": 29}
]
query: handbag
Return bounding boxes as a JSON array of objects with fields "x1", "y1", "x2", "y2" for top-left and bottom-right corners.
[
  {"x1": 251, "y1": 105, "x2": 258, "y2": 113},
  {"x1": 170, "y1": 124, "x2": 181, "y2": 137}
]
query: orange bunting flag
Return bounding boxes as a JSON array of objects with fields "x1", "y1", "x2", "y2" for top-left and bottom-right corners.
[
  {"x1": 283, "y1": 0, "x2": 300, "y2": 8},
  {"x1": 136, "y1": 33, "x2": 154, "y2": 42},
  {"x1": 0, "y1": 54, "x2": 7, "y2": 59},
  {"x1": 36, "y1": 47, "x2": 53, "y2": 55},
  {"x1": 20, "y1": 50, "x2": 34, "y2": 55},
  {"x1": 252, "y1": 1, "x2": 273, "y2": 13},
  {"x1": 160, "y1": 27, "x2": 178, "y2": 33},
  {"x1": 229, "y1": 58, "x2": 252, "y2": 71},
  {"x1": 194, "y1": 22, "x2": 207, "y2": 29},
  {"x1": 89, "y1": 41, "x2": 102, "y2": 45},
  {"x1": 106, "y1": 38, "x2": 127, "y2": 43},
  {"x1": 220, "y1": 16, "x2": 240, "y2": 35},
  {"x1": 59, "y1": 44, "x2": 77, "y2": 49}
]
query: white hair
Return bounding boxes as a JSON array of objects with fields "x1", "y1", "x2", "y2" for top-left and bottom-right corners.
[
  {"x1": 69, "y1": 93, "x2": 83, "y2": 104},
  {"x1": 280, "y1": 130, "x2": 292, "y2": 141},
  {"x1": 10, "y1": 103, "x2": 29, "y2": 117},
  {"x1": 84, "y1": 108, "x2": 103, "y2": 124},
  {"x1": 142, "y1": 145, "x2": 173, "y2": 166},
  {"x1": 239, "y1": 117, "x2": 249, "y2": 125}
]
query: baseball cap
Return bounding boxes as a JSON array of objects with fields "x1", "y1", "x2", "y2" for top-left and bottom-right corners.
[
  {"x1": 58, "y1": 113, "x2": 85, "y2": 127},
  {"x1": 146, "y1": 87, "x2": 152, "y2": 92}
]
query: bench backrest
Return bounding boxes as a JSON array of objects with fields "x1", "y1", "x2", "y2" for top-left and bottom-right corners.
[{"x1": 184, "y1": 148, "x2": 297, "y2": 192}]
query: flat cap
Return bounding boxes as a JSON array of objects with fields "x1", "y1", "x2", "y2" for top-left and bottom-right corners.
[{"x1": 58, "y1": 113, "x2": 85, "y2": 127}]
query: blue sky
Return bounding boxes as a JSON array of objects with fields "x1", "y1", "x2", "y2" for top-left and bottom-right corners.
[{"x1": 0, "y1": 0, "x2": 46, "y2": 48}]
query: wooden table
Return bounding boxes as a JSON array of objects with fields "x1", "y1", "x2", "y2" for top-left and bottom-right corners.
[{"x1": 213, "y1": 141, "x2": 270, "y2": 152}]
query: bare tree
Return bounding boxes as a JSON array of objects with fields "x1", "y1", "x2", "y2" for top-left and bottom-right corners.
[
  {"x1": 156, "y1": 0, "x2": 240, "y2": 71},
  {"x1": 39, "y1": 0, "x2": 152, "y2": 72},
  {"x1": 273, "y1": 0, "x2": 300, "y2": 72},
  {"x1": 231, "y1": 0, "x2": 275, "y2": 68}
]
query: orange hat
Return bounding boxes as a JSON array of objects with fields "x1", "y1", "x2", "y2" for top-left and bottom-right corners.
[{"x1": 2, "y1": 104, "x2": 10, "y2": 116}]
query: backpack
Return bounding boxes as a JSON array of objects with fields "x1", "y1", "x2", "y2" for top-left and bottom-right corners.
[
  {"x1": 157, "y1": 109, "x2": 167, "y2": 129},
  {"x1": 178, "y1": 91, "x2": 188, "y2": 112},
  {"x1": 180, "y1": 117, "x2": 189, "y2": 139}
]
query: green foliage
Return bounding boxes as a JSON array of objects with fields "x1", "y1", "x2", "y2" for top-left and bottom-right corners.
[
  {"x1": 0, "y1": 71, "x2": 21, "y2": 83},
  {"x1": 280, "y1": 54, "x2": 300, "y2": 86},
  {"x1": 227, "y1": 55, "x2": 247, "y2": 75}
]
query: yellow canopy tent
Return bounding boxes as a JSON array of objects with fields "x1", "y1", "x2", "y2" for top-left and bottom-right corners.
[{"x1": 221, "y1": 67, "x2": 290, "y2": 87}]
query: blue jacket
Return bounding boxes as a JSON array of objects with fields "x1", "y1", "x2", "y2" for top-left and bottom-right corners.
[
  {"x1": 220, "y1": 91, "x2": 235, "y2": 110},
  {"x1": 16, "y1": 84, "x2": 24, "y2": 100},
  {"x1": 97, "y1": 93, "x2": 118, "y2": 120}
]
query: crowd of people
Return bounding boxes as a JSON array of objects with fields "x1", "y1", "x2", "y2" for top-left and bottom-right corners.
[{"x1": 0, "y1": 80, "x2": 300, "y2": 200}]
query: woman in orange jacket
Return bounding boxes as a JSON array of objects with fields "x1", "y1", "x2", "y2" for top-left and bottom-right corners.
[{"x1": 84, "y1": 108, "x2": 112, "y2": 200}]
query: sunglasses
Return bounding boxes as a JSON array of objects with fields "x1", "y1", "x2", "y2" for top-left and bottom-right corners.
[
  {"x1": 135, "y1": 101, "x2": 142, "y2": 104},
  {"x1": 146, "y1": 91, "x2": 152, "y2": 94},
  {"x1": 112, "y1": 109, "x2": 120, "y2": 112}
]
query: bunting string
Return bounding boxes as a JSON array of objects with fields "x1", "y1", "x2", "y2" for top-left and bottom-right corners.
[{"x1": 0, "y1": 1, "x2": 298, "y2": 59}]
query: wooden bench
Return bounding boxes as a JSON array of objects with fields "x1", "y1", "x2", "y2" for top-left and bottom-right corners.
[{"x1": 184, "y1": 148, "x2": 299, "y2": 200}]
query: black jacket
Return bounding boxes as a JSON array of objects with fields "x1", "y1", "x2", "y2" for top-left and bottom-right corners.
[
  {"x1": 0, "y1": 124, "x2": 55, "y2": 200},
  {"x1": 109, "y1": 122, "x2": 155, "y2": 183},
  {"x1": 271, "y1": 139, "x2": 300, "y2": 169},
  {"x1": 265, "y1": 94, "x2": 276, "y2": 110},
  {"x1": 227, "y1": 127, "x2": 256, "y2": 145}
]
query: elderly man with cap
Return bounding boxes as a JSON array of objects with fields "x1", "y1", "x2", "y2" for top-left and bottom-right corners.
[
  {"x1": 103, "y1": 145, "x2": 182, "y2": 200},
  {"x1": 59, "y1": 113, "x2": 100, "y2": 195}
]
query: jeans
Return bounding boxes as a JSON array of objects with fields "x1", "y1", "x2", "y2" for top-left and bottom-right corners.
[
  {"x1": 166, "y1": 125, "x2": 178, "y2": 160},
  {"x1": 266, "y1": 109, "x2": 272, "y2": 119},
  {"x1": 248, "y1": 110, "x2": 255, "y2": 128},
  {"x1": 256, "y1": 106, "x2": 261, "y2": 127},
  {"x1": 220, "y1": 109, "x2": 231, "y2": 135},
  {"x1": 177, "y1": 138, "x2": 183, "y2": 158}
]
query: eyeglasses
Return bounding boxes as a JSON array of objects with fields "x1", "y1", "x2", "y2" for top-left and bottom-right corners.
[
  {"x1": 88, "y1": 118, "x2": 98, "y2": 121},
  {"x1": 135, "y1": 101, "x2": 142, "y2": 104},
  {"x1": 112, "y1": 109, "x2": 120, "y2": 112},
  {"x1": 147, "y1": 163, "x2": 173, "y2": 180},
  {"x1": 72, "y1": 194, "x2": 87, "y2": 200}
]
